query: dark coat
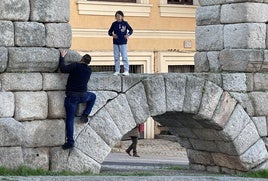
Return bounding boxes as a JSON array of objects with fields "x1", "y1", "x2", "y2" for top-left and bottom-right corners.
[{"x1": 127, "y1": 125, "x2": 140, "y2": 138}]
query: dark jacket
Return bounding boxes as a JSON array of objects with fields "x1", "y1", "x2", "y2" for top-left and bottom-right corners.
[
  {"x1": 127, "y1": 125, "x2": 140, "y2": 138},
  {"x1": 59, "y1": 56, "x2": 92, "y2": 93},
  {"x1": 108, "y1": 20, "x2": 133, "y2": 45}
]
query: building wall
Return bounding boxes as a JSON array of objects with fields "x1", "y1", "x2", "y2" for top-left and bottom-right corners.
[
  {"x1": 70, "y1": 0, "x2": 197, "y2": 52},
  {"x1": 69, "y1": 0, "x2": 197, "y2": 138}
]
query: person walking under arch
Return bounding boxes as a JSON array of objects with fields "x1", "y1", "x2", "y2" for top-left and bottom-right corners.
[
  {"x1": 108, "y1": 10, "x2": 133, "y2": 76},
  {"x1": 59, "y1": 50, "x2": 96, "y2": 150},
  {"x1": 126, "y1": 124, "x2": 141, "y2": 157}
]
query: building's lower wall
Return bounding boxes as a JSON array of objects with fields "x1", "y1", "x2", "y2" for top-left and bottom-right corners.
[
  {"x1": 77, "y1": 50, "x2": 195, "y2": 74},
  {"x1": 71, "y1": 30, "x2": 196, "y2": 52}
]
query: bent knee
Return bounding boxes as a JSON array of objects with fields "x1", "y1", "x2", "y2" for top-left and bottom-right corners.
[{"x1": 90, "y1": 92, "x2": 96, "y2": 100}]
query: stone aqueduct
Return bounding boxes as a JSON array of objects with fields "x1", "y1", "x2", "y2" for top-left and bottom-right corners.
[{"x1": 1, "y1": 0, "x2": 268, "y2": 174}]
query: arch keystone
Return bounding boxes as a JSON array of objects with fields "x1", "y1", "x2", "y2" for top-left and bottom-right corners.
[
  {"x1": 164, "y1": 73, "x2": 186, "y2": 112},
  {"x1": 143, "y1": 75, "x2": 166, "y2": 116}
]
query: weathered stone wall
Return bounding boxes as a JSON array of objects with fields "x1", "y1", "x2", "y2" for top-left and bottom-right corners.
[
  {"x1": 0, "y1": 0, "x2": 71, "y2": 73},
  {"x1": 0, "y1": 0, "x2": 74, "y2": 171},
  {"x1": 1, "y1": 0, "x2": 268, "y2": 175},
  {"x1": 195, "y1": 0, "x2": 268, "y2": 73},
  {"x1": 2, "y1": 70, "x2": 268, "y2": 174},
  {"x1": 193, "y1": 0, "x2": 268, "y2": 173}
]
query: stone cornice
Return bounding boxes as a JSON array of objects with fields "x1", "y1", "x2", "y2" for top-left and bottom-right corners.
[
  {"x1": 159, "y1": 4, "x2": 197, "y2": 17},
  {"x1": 72, "y1": 28, "x2": 195, "y2": 39},
  {"x1": 77, "y1": 0, "x2": 152, "y2": 17}
]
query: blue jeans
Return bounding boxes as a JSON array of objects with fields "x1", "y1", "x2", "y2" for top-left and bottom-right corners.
[
  {"x1": 64, "y1": 92, "x2": 96, "y2": 144},
  {"x1": 113, "y1": 44, "x2": 129, "y2": 72}
]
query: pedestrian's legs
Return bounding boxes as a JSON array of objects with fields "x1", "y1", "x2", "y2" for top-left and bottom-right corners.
[
  {"x1": 131, "y1": 136, "x2": 138, "y2": 154},
  {"x1": 119, "y1": 44, "x2": 129, "y2": 72},
  {"x1": 81, "y1": 92, "x2": 96, "y2": 116},
  {"x1": 64, "y1": 96, "x2": 78, "y2": 146},
  {"x1": 126, "y1": 139, "x2": 134, "y2": 156},
  {"x1": 113, "y1": 44, "x2": 121, "y2": 73}
]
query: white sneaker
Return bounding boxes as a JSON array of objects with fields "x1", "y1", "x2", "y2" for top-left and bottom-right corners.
[
  {"x1": 113, "y1": 72, "x2": 120, "y2": 76},
  {"x1": 122, "y1": 71, "x2": 129, "y2": 76}
]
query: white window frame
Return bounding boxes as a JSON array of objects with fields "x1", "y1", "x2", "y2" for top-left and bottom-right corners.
[
  {"x1": 159, "y1": 0, "x2": 197, "y2": 17},
  {"x1": 78, "y1": 51, "x2": 154, "y2": 73},
  {"x1": 77, "y1": 0, "x2": 152, "y2": 17},
  {"x1": 158, "y1": 51, "x2": 195, "y2": 73}
]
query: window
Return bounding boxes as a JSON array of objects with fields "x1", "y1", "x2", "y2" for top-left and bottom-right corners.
[
  {"x1": 91, "y1": 65, "x2": 144, "y2": 73},
  {"x1": 159, "y1": 0, "x2": 196, "y2": 17},
  {"x1": 167, "y1": 0, "x2": 193, "y2": 5},
  {"x1": 77, "y1": 0, "x2": 152, "y2": 16},
  {"x1": 168, "y1": 65, "x2": 194, "y2": 73},
  {"x1": 87, "y1": 0, "x2": 136, "y2": 3}
]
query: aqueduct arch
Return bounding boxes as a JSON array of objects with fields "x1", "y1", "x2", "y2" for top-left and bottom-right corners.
[
  {"x1": 1, "y1": 0, "x2": 268, "y2": 175},
  {"x1": 49, "y1": 73, "x2": 268, "y2": 173},
  {"x1": 1, "y1": 72, "x2": 268, "y2": 174},
  {"x1": 53, "y1": 73, "x2": 268, "y2": 173}
]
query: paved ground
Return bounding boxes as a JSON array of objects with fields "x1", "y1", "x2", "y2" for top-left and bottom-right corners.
[
  {"x1": 102, "y1": 138, "x2": 189, "y2": 174},
  {"x1": 1, "y1": 176, "x2": 267, "y2": 181},
  {"x1": 1, "y1": 139, "x2": 268, "y2": 180},
  {"x1": 111, "y1": 137, "x2": 187, "y2": 157},
  {"x1": 100, "y1": 138, "x2": 267, "y2": 180}
]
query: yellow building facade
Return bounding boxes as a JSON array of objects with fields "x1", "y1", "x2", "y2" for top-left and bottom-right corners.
[{"x1": 70, "y1": 0, "x2": 198, "y2": 138}]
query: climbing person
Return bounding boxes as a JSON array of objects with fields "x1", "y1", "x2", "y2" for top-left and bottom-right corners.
[
  {"x1": 108, "y1": 10, "x2": 133, "y2": 76},
  {"x1": 59, "y1": 49, "x2": 96, "y2": 150},
  {"x1": 125, "y1": 124, "x2": 141, "y2": 157}
]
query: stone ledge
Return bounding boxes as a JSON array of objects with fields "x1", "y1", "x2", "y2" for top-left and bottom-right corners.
[
  {"x1": 0, "y1": 92, "x2": 14, "y2": 117},
  {"x1": 0, "y1": 0, "x2": 30, "y2": 21},
  {"x1": 14, "y1": 22, "x2": 46, "y2": 47},
  {"x1": 14, "y1": 91, "x2": 48, "y2": 121},
  {"x1": 7, "y1": 47, "x2": 59, "y2": 72},
  {"x1": 30, "y1": 0, "x2": 70, "y2": 23},
  {"x1": 1, "y1": 73, "x2": 42, "y2": 91},
  {"x1": 221, "y1": 3, "x2": 268, "y2": 24}
]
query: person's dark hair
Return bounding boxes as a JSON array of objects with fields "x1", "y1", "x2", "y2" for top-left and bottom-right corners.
[
  {"x1": 81, "y1": 54, "x2": 91, "y2": 64},
  {"x1": 115, "y1": 10, "x2": 124, "y2": 17}
]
